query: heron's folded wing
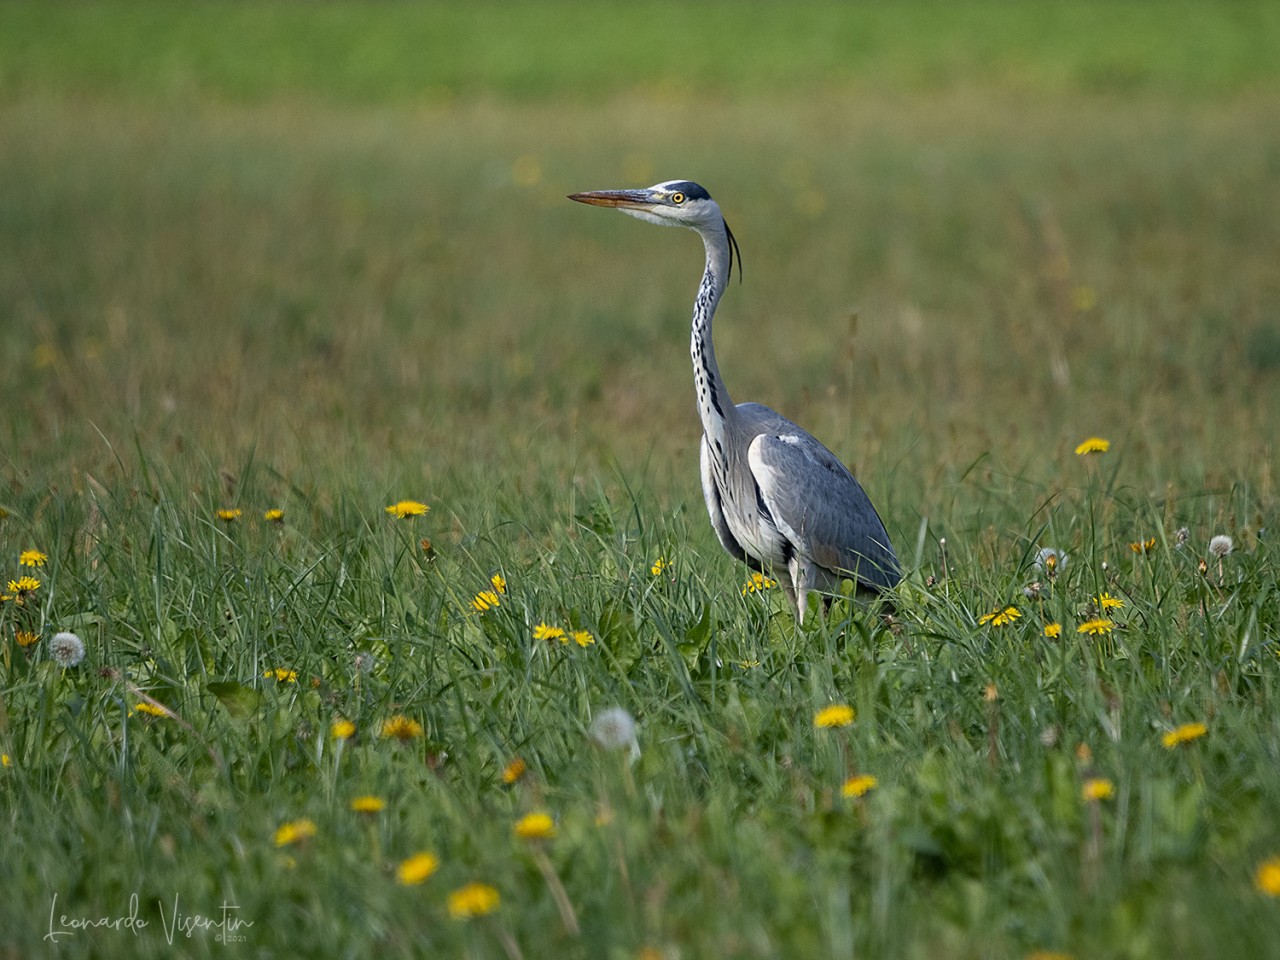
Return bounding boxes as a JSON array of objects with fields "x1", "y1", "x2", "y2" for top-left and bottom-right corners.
[{"x1": 747, "y1": 433, "x2": 900, "y2": 591}]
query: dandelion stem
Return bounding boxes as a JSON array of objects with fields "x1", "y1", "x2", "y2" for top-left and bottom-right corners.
[{"x1": 531, "y1": 846, "x2": 580, "y2": 936}]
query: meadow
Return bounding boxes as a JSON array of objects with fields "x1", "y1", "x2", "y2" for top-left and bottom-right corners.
[{"x1": 2, "y1": 2, "x2": 1280, "y2": 957}]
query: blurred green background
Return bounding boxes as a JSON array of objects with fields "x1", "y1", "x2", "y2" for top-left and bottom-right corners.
[{"x1": 2, "y1": 0, "x2": 1278, "y2": 534}]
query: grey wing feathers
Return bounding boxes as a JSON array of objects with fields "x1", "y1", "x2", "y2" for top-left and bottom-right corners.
[
  {"x1": 746, "y1": 430, "x2": 900, "y2": 592},
  {"x1": 700, "y1": 435, "x2": 752, "y2": 567}
]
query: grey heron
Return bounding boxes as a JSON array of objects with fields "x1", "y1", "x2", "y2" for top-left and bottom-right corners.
[{"x1": 570, "y1": 180, "x2": 900, "y2": 621}]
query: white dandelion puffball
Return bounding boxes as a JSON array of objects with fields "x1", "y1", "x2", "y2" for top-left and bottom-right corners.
[
  {"x1": 1209, "y1": 535, "x2": 1234, "y2": 558},
  {"x1": 49, "y1": 632, "x2": 85, "y2": 668},
  {"x1": 1035, "y1": 547, "x2": 1068, "y2": 573},
  {"x1": 590, "y1": 707, "x2": 640, "y2": 762}
]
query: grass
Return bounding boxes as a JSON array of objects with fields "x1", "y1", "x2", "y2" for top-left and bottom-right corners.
[
  {"x1": 3, "y1": 2, "x2": 1280, "y2": 957},
  {"x1": 3, "y1": 0, "x2": 1280, "y2": 102}
]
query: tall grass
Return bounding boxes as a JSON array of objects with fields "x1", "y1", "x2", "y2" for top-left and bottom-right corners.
[{"x1": 3, "y1": 3, "x2": 1280, "y2": 957}]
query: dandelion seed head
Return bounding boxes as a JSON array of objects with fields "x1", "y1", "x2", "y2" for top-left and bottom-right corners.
[
  {"x1": 1175, "y1": 527, "x2": 1190, "y2": 547},
  {"x1": 590, "y1": 707, "x2": 639, "y2": 757},
  {"x1": 353, "y1": 651, "x2": 376, "y2": 674},
  {"x1": 48, "y1": 631, "x2": 85, "y2": 668},
  {"x1": 1209, "y1": 535, "x2": 1234, "y2": 558}
]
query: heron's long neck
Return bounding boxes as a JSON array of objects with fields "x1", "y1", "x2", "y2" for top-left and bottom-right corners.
[{"x1": 691, "y1": 224, "x2": 735, "y2": 447}]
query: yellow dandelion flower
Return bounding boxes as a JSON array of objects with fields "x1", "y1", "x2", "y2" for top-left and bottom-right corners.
[
  {"x1": 1096, "y1": 592, "x2": 1124, "y2": 611},
  {"x1": 841, "y1": 774, "x2": 879, "y2": 798},
  {"x1": 447, "y1": 882, "x2": 500, "y2": 919},
  {"x1": 8, "y1": 576, "x2": 40, "y2": 594},
  {"x1": 490, "y1": 573, "x2": 507, "y2": 594},
  {"x1": 1254, "y1": 856, "x2": 1280, "y2": 897},
  {"x1": 130, "y1": 702, "x2": 168, "y2": 718},
  {"x1": 1074, "y1": 437, "x2": 1110, "y2": 456},
  {"x1": 264, "y1": 668, "x2": 298, "y2": 683},
  {"x1": 1081, "y1": 778, "x2": 1114, "y2": 802},
  {"x1": 570, "y1": 629, "x2": 595, "y2": 647},
  {"x1": 532, "y1": 622, "x2": 567, "y2": 643},
  {"x1": 350, "y1": 795, "x2": 386, "y2": 814},
  {"x1": 19, "y1": 549, "x2": 47, "y2": 567},
  {"x1": 396, "y1": 851, "x2": 440, "y2": 886},
  {"x1": 216, "y1": 508, "x2": 242, "y2": 522},
  {"x1": 514, "y1": 811, "x2": 556, "y2": 841},
  {"x1": 1071, "y1": 285, "x2": 1097, "y2": 312},
  {"x1": 650, "y1": 557, "x2": 670, "y2": 576},
  {"x1": 1076, "y1": 618, "x2": 1114, "y2": 636},
  {"x1": 15, "y1": 630, "x2": 39, "y2": 648},
  {"x1": 1043, "y1": 622, "x2": 1062, "y2": 639},
  {"x1": 385, "y1": 500, "x2": 429, "y2": 519},
  {"x1": 264, "y1": 509, "x2": 285, "y2": 523},
  {"x1": 471, "y1": 590, "x2": 501, "y2": 612},
  {"x1": 1161, "y1": 721, "x2": 1208, "y2": 749},
  {"x1": 1, "y1": 754, "x2": 10, "y2": 768},
  {"x1": 738, "y1": 659, "x2": 761, "y2": 669},
  {"x1": 381, "y1": 715, "x2": 424, "y2": 741},
  {"x1": 978, "y1": 606, "x2": 1022, "y2": 627},
  {"x1": 331, "y1": 718, "x2": 356, "y2": 740},
  {"x1": 501, "y1": 757, "x2": 527, "y2": 785},
  {"x1": 813, "y1": 704, "x2": 855, "y2": 729},
  {"x1": 273, "y1": 818, "x2": 316, "y2": 847},
  {"x1": 1129, "y1": 538, "x2": 1157, "y2": 553},
  {"x1": 742, "y1": 571, "x2": 777, "y2": 595}
]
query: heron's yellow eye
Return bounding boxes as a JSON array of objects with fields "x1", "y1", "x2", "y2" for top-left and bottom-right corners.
[{"x1": 671, "y1": 192, "x2": 685, "y2": 204}]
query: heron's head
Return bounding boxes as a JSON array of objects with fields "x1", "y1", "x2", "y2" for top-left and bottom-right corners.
[
  {"x1": 569, "y1": 180, "x2": 722, "y2": 230},
  {"x1": 569, "y1": 179, "x2": 741, "y2": 279}
]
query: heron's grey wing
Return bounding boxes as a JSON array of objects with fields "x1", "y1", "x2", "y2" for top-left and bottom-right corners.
[
  {"x1": 700, "y1": 434, "x2": 752, "y2": 567},
  {"x1": 746, "y1": 432, "x2": 900, "y2": 592}
]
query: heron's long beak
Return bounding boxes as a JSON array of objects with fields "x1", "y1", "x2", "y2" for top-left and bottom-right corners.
[{"x1": 567, "y1": 189, "x2": 657, "y2": 210}]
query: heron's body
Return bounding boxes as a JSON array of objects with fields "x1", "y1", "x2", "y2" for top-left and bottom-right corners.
[{"x1": 571, "y1": 180, "x2": 900, "y2": 620}]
